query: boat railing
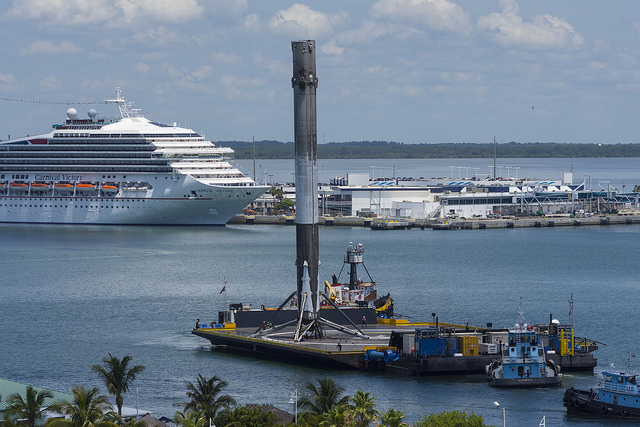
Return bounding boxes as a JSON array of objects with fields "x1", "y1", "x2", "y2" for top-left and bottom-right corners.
[{"x1": 601, "y1": 378, "x2": 638, "y2": 394}]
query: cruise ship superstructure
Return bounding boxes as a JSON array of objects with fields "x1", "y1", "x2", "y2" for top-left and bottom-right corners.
[{"x1": 0, "y1": 89, "x2": 268, "y2": 225}]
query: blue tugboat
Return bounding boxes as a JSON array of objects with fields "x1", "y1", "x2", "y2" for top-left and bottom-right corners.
[
  {"x1": 486, "y1": 303, "x2": 562, "y2": 387},
  {"x1": 564, "y1": 370, "x2": 640, "y2": 419}
]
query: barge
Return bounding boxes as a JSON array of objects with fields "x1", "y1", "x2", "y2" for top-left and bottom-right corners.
[{"x1": 193, "y1": 316, "x2": 598, "y2": 374}]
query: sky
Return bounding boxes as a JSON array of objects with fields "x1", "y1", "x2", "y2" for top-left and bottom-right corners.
[{"x1": 1, "y1": 0, "x2": 639, "y2": 145}]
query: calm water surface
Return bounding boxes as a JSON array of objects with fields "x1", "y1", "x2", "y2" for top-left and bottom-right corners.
[
  {"x1": 237, "y1": 157, "x2": 640, "y2": 191},
  {"x1": 1, "y1": 220, "x2": 638, "y2": 426}
]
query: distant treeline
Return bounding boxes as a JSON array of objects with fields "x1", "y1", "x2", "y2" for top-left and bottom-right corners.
[{"x1": 219, "y1": 140, "x2": 640, "y2": 159}]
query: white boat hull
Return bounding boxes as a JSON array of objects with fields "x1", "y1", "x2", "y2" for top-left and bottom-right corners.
[{"x1": 0, "y1": 174, "x2": 266, "y2": 226}]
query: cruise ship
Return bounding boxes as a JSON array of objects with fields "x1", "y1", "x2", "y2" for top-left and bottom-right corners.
[{"x1": 0, "y1": 89, "x2": 268, "y2": 225}]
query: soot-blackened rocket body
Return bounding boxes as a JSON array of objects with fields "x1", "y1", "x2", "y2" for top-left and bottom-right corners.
[{"x1": 291, "y1": 40, "x2": 319, "y2": 321}]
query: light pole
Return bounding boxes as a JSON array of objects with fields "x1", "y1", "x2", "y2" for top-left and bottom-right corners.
[
  {"x1": 289, "y1": 388, "x2": 298, "y2": 424},
  {"x1": 493, "y1": 401, "x2": 505, "y2": 427}
]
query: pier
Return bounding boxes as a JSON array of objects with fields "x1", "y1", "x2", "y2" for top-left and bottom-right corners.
[{"x1": 230, "y1": 213, "x2": 640, "y2": 229}]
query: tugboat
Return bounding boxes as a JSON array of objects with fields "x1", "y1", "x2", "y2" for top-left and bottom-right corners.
[
  {"x1": 564, "y1": 369, "x2": 640, "y2": 419},
  {"x1": 486, "y1": 302, "x2": 562, "y2": 387}
]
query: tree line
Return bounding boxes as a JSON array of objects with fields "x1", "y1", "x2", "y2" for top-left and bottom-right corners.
[
  {"x1": 220, "y1": 140, "x2": 640, "y2": 159},
  {"x1": 0, "y1": 354, "x2": 491, "y2": 427}
]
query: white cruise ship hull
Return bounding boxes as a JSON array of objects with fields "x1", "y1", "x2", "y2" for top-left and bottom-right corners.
[
  {"x1": 0, "y1": 175, "x2": 267, "y2": 226},
  {"x1": 0, "y1": 90, "x2": 269, "y2": 226}
]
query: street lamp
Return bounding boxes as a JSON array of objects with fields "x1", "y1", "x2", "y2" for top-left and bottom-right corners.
[
  {"x1": 493, "y1": 401, "x2": 505, "y2": 427},
  {"x1": 289, "y1": 388, "x2": 298, "y2": 424}
]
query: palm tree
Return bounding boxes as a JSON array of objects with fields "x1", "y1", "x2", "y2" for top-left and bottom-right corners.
[
  {"x1": 215, "y1": 406, "x2": 279, "y2": 427},
  {"x1": 298, "y1": 377, "x2": 350, "y2": 416},
  {"x1": 45, "y1": 418, "x2": 118, "y2": 427},
  {"x1": 172, "y1": 411, "x2": 208, "y2": 427},
  {"x1": 319, "y1": 405, "x2": 351, "y2": 427},
  {"x1": 49, "y1": 386, "x2": 113, "y2": 427},
  {"x1": 91, "y1": 353, "x2": 146, "y2": 417},
  {"x1": 378, "y1": 408, "x2": 409, "y2": 427},
  {"x1": 3, "y1": 385, "x2": 54, "y2": 427},
  {"x1": 346, "y1": 390, "x2": 377, "y2": 427},
  {"x1": 183, "y1": 374, "x2": 236, "y2": 423},
  {"x1": 268, "y1": 187, "x2": 285, "y2": 200}
]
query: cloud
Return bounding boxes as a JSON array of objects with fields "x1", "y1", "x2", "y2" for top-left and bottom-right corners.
[
  {"x1": 134, "y1": 63, "x2": 151, "y2": 73},
  {"x1": 269, "y1": 4, "x2": 345, "y2": 39},
  {"x1": 132, "y1": 27, "x2": 180, "y2": 45},
  {"x1": 212, "y1": 52, "x2": 241, "y2": 65},
  {"x1": 339, "y1": 20, "x2": 396, "y2": 45},
  {"x1": 39, "y1": 76, "x2": 61, "y2": 90},
  {"x1": 0, "y1": 72, "x2": 16, "y2": 84},
  {"x1": 477, "y1": 0, "x2": 584, "y2": 49},
  {"x1": 20, "y1": 40, "x2": 81, "y2": 55},
  {"x1": 201, "y1": 0, "x2": 248, "y2": 17},
  {"x1": 370, "y1": 0, "x2": 471, "y2": 35},
  {"x1": 119, "y1": 0, "x2": 203, "y2": 23},
  {"x1": 188, "y1": 65, "x2": 212, "y2": 81},
  {"x1": 4, "y1": 0, "x2": 203, "y2": 26},
  {"x1": 320, "y1": 39, "x2": 344, "y2": 57},
  {"x1": 243, "y1": 13, "x2": 262, "y2": 32}
]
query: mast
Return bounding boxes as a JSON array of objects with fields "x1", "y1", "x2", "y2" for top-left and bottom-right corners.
[
  {"x1": 568, "y1": 293, "x2": 574, "y2": 327},
  {"x1": 493, "y1": 136, "x2": 497, "y2": 179},
  {"x1": 104, "y1": 87, "x2": 137, "y2": 118}
]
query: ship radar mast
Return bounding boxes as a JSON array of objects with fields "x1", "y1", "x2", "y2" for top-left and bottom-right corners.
[
  {"x1": 105, "y1": 87, "x2": 139, "y2": 118},
  {"x1": 516, "y1": 297, "x2": 528, "y2": 330}
]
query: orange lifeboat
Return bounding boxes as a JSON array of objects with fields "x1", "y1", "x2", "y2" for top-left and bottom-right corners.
[
  {"x1": 10, "y1": 181, "x2": 28, "y2": 188},
  {"x1": 76, "y1": 182, "x2": 96, "y2": 191},
  {"x1": 101, "y1": 182, "x2": 119, "y2": 193},
  {"x1": 54, "y1": 182, "x2": 74, "y2": 192},
  {"x1": 31, "y1": 181, "x2": 50, "y2": 189}
]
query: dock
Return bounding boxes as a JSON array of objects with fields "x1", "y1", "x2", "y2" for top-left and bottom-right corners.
[{"x1": 230, "y1": 213, "x2": 640, "y2": 229}]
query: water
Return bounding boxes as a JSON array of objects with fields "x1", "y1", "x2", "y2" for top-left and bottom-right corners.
[
  {"x1": 1, "y1": 158, "x2": 640, "y2": 426},
  {"x1": 237, "y1": 157, "x2": 640, "y2": 192}
]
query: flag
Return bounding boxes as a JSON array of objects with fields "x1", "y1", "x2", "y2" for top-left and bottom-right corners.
[{"x1": 219, "y1": 285, "x2": 226, "y2": 294}]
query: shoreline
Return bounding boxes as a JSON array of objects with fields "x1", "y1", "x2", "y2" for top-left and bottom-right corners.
[{"x1": 229, "y1": 213, "x2": 640, "y2": 229}]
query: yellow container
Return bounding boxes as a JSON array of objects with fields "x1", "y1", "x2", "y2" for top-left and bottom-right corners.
[{"x1": 457, "y1": 335, "x2": 479, "y2": 356}]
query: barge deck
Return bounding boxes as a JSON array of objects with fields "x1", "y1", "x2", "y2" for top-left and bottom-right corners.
[{"x1": 192, "y1": 321, "x2": 597, "y2": 374}]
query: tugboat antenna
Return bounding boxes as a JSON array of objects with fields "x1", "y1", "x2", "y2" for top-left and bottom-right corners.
[{"x1": 568, "y1": 293, "x2": 574, "y2": 327}]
